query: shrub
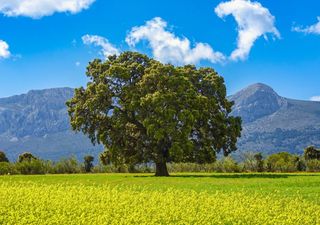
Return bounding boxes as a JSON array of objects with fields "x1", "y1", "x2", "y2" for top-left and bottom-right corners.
[
  {"x1": 15, "y1": 160, "x2": 47, "y2": 175},
  {"x1": 0, "y1": 162, "x2": 17, "y2": 175},
  {"x1": 52, "y1": 157, "x2": 81, "y2": 174},
  {"x1": 83, "y1": 155, "x2": 94, "y2": 173},
  {"x1": 241, "y1": 152, "x2": 265, "y2": 172},
  {"x1": 266, "y1": 152, "x2": 298, "y2": 172},
  {"x1": 220, "y1": 157, "x2": 241, "y2": 172},
  {"x1": 305, "y1": 160, "x2": 320, "y2": 172}
]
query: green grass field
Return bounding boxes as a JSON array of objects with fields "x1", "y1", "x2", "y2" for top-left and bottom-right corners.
[{"x1": 1, "y1": 173, "x2": 320, "y2": 224}]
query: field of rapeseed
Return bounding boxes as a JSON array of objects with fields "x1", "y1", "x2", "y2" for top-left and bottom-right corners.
[{"x1": 0, "y1": 173, "x2": 319, "y2": 224}]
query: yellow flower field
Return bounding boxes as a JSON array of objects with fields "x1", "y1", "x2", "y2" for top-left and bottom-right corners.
[{"x1": 0, "y1": 173, "x2": 319, "y2": 224}]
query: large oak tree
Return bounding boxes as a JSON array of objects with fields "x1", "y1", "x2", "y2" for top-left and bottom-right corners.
[{"x1": 67, "y1": 52, "x2": 242, "y2": 176}]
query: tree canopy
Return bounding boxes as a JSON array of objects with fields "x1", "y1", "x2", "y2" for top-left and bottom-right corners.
[
  {"x1": 83, "y1": 155, "x2": 94, "y2": 173},
  {"x1": 18, "y1": 152, "x2": 37, "y2": 163},
  {"x1": 304, "y1": 146, "x2": 320, "y2": 160},
  {"x1": 0, "y1": 151, "x2": 9, "y2": 163},
  {"x1": 67, "y1": 52, "x2": 242, "y2": 176}
]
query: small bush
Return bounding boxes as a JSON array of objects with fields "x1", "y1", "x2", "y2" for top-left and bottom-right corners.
[
  {"x1": 266, "y1": 152, "x2": 298, "y2": 172},
  {"x1": 0, "y1": 162, "x2": 17, "y2": 175},
  {"x1": 15, "y1": 160, "x2": 47, "y2": 175},
  {"x1": 306, "y1": 160, "x2": 320, "y2": 172},
  {"x1": 52, "y1": 157, "x2": 81, "y2": 174}
]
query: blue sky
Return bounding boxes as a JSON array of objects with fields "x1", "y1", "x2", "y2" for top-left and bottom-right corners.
[{"x1": 0, "y1": 0, "x2": 319, "y2": 101}]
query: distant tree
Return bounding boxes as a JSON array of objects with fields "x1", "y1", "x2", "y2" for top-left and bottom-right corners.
[
  {"x1": 266, "y1": 152, "x2": 297, "y2": 172},
  {"x1": 18, "y1": 152, "x2": 37, "y2": 163},
  {"x1": 241, "y1": 152, "x2": 264, "y2": 172},
  {"x1": 67, "y1": 52, "x2": 242, "y2": 176},
  {"x1": 241, "y1": 152, "x2": 256, "y2": 171},
  {"x1": 304, "y1": 146, "x2": 320, "y2": 161},
  {"x1": 84, "y1": 155, "x2": 94, "y2": 173},
  {"x1": 54, "y1": 157, "x2": 81, "y2": 174},
  {"x1": 254, "y1": 153, "x2": 264, "y2": 172},
  {"x1": 294, "y1": 156, "x2": 306, "y2": 172},
  {"x1": 0, "y1": 151, "x2": 9, "y2": 163}
]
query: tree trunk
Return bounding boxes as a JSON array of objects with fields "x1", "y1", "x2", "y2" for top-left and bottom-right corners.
[{"x1": 155, "y1": 161, "x2": 169, "y2": 176}]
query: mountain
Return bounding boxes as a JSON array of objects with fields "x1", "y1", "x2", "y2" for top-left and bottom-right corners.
[
  {"x1": 0, "y1": 88, "x2": 102, "y2": 161},
  {"x1": 230, "y1": 83, "x2": 320, "y2": 155},
  {"x1": 0, "y1": 83, "x2": 319, "y2": 161}
]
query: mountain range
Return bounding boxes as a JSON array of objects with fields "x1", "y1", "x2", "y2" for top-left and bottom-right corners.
[
  {"x1": 230, "y1": 83, "x2": 320, "y2": 155},
  {"x1": 0, "y1": 88, "x2": 102, "y2": 161},
  {"x1": 0, "y1": 83, "x2": 319, "y2": 161}
]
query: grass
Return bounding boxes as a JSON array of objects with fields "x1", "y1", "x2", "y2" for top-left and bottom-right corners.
[{"x1": 0, "y1": 173, "x2": 320, "y2": 224}]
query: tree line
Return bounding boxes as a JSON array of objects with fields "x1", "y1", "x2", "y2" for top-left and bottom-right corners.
[{"x1": 0, "y1": 146, "x2": 319, "y2": 175}]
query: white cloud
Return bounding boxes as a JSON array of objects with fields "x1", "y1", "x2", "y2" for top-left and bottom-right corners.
[
  {"x1": 0, "y1": 0, "x2": 95, "y2": 18},
  {"x1": 125, "y1": 17, "x2": 225, "y2": 65},
  {"x1": 215, "y1": 0, "x2": 280, "y2": 61},
  {"x1": 293, "y1": 17, "x2": 320, "y2": 35},
  {"x1": 0, "y1": 40, "x2": 10, "y2": 59},
  {"x1": 310, "y1": 96, "x2": 320, "y2": 102},
  {"x1": 82, "y1": 35, "x2": 120, "y2": 58},
  {"x1": 75, "y1": 61, "x2": 81, "y2": 66}
]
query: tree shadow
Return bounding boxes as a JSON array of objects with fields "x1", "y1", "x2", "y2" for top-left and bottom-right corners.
[
  {"x1": 133, "y1": 173, "x2": 318, "y2": 179},
  {"x1": 170, "y1": 174, "x2": 289, "y2": 179}
]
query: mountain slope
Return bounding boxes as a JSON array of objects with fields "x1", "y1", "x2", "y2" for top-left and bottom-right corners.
[
  {"x1": 0, "y1": 84, "x2": 319, "y2": 160},
  {"x1": 0, "y1": 88, "x2": 102, "y2": 161},
  {"x1": 230, "y1": 83, "x2": 320, "y2": 154}
]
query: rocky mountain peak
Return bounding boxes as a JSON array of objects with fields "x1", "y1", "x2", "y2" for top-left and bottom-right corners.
[{"x1": 230, "y1": 83, "x2": 286, "y2": 123}]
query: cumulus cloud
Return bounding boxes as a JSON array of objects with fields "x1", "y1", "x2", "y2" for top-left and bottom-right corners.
[
  {"x1": 293, "y1": 17, "x2": 320, "y2": 35},
  {"x1": 82, "y1": 34, "x2": 120, "y2": 58},
  {"x1": 125, "y1": 17, "x2": 225, "y2": 65},
  {"x1": 215, "y1": 0, "x2": 280, "y2": 61},
  {"x1": 0, "y1": 0, "x2": 95, "y2": 18},
  {"x1": 310, "y1": 96, "x2": 320, "y2": 102},
  {"x1": 0, "y1": 40, "x2": 10, "y2": 59}
]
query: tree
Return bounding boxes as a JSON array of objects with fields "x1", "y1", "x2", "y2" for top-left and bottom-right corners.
[
  {"x1": 83, "y1": 155, "x2": 94, "y2": 173},
  {"x1": 18, "y1": 152, "x2": 37, "y2": 163},
  {"x1": 0, "y1": 151, "x2": 9, "y2": 163},
  {"x1": 294, "y1": 156, "x2": 306, "y2": 171},
  {"x1": 304, "y1": 146, "x2": 320, "y2": 161},
  {"x1": 254, "y1": 153, "x2": 264, "y2": 172},
  {"x1": 67, "y1": 52, "x2": 242, "y2": 176},
  {"x1": 266, "y1": 152, "x2": 297, "y2": 172}
]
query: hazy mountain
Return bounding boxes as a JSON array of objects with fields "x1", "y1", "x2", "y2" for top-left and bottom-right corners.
[
  {"x1": 230, "y1": 83, "x2": 320, "y2": 155},
  {"x1": 0, "y1": 83, "x2": 319, "y2": 161},
  {"x1": 0, "y1": 88, "x2": 102, "y2": 161}
]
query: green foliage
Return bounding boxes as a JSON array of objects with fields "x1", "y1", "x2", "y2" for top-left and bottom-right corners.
[
  {"x1": 99, "y1": 149, "x2": 112, "y2": 166},
  {"x1": 0, "y1": 151, "x2": 9, "y2": 163},
  {"x1": 304, "y1": 146, "x2": 320, "y2": 160},
  {"x1": 241, "y1": 152, "x2": 265, "y2": 172},
  {"x1": 219, "y1": 157, "x2": 240, "y2": 172},
  {"x1": 305, "y1": 159, "x2": 320, "y2": 172},
  {"x1": 0, "y1": 162, "x2": 17, "y2": 175},
  {"x1": 18, "y1": 152, "x2": 37, "y2": 163},
  {"x1": 67, "y1": 52, "x2": 242, "y2": 176},
  {"x1": 83, "y1": 155, "x2": 94, "y2": 173},
  {"x1": 15, "y1": 160, "x2": 47, "y2": 175},
  {"x1": 52, "y1": 157, "x2": 81, "y2": 174},
  {"x1": 254, "y1": 153, "x2": 264, "y2": 172},
  {"x1": 266, "y1": 152, "x2": 301, "y2": 172}
]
